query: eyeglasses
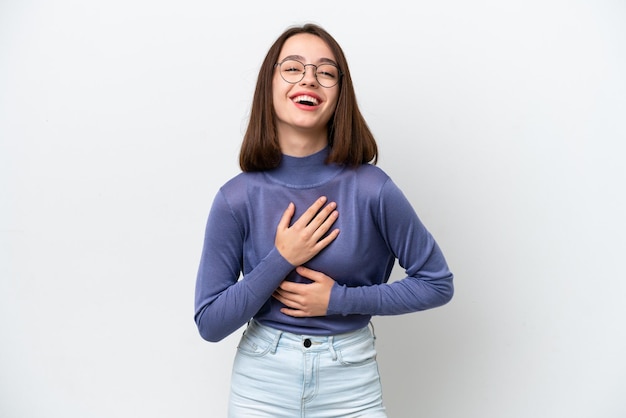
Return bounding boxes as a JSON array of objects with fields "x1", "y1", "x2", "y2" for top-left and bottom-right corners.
[{"x1": 275, "y1": 59, "x2": 342, "y2": 88}]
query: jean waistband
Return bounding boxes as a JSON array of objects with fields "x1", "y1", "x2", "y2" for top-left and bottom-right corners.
[{"x1": 244, "y1": 319, "x2": 375, "y2": 354}]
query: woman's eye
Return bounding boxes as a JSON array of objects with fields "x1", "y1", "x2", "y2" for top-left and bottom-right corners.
[{"x1": 316, "y1": 65, "x2": 338, "y2": 79}]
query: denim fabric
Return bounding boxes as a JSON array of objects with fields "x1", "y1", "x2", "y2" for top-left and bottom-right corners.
[{"x1": 228, "y1": 320, "x2": 387, "y2": 418}]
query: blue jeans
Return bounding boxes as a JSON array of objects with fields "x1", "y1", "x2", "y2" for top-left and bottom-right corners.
[{"x1": 228, "y1": 320, "x2": 387, "y2": 417}]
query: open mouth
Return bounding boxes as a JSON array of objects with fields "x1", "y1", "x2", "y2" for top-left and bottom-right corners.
[{"x1": 292, "y1": 94, "x2": 319, "y2": 107}]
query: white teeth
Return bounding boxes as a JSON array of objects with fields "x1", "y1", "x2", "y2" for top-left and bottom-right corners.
[{"x1": 293, "y1": 95, "x2": 319, "y2": 105}]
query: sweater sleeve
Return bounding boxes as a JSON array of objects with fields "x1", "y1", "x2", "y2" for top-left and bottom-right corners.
[
  {"x1": 326, "y1": 178, "x2": 454, "y2": 316},
  {"x1": 194, "y1": 189, "x2": 294, "y2": 342}
]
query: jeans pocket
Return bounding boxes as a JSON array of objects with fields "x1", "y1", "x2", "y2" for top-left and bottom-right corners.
[
  {"x1": 236, "y1": 331, "x2": 274, "y2": 357},
  {"x1": 337, "y1": 336, "x2": 377, "y2": 366}
]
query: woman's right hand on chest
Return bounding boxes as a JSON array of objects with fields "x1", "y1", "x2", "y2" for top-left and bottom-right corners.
[{"x1": 274, "y1": 196, "x2": 340, "y2": 266}]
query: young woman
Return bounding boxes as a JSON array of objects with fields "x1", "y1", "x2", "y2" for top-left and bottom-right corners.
[{"x1": 194, "y1": 23, "x2": 454, "y2": 417}]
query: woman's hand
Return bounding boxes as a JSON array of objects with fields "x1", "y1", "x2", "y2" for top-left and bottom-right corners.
[
  {"x1": 275, "y1": 196, "x2": 340, "y2": 266},
  {"x1": 273, "y1": 266, "x2": 335, "y2": 317}
]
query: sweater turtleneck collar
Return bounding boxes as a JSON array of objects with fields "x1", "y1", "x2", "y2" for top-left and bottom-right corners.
[{"x1": 265, "y1": 146, "x2": 344, "y2": 188}]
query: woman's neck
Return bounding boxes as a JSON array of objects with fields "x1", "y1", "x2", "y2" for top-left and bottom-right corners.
[
  {"x1": 266, "y1": 146, "x2": 343, "y2": 187},
  {"x1": 277, "y1": 128, "x2": 328, "y2": 157}
]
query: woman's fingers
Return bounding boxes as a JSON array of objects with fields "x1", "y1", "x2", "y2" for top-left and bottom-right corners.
[
  {"x1": 274, "y1": 197, "x2": 340, "y2": 266},
  {"x1": 310, "y1": 207, "x2": 339, "y2": 241},
  {"x1": 277, "y1": 202, "x2": 295, "y2": 231},
  {"x1": 293, "y1": 196, "x2": 329, "y2": 228}
]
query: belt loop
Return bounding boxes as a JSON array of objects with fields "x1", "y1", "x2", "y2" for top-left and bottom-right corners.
[
  {"x1": 369, "y1": 321, "x2": 377, "y2": 340},
  {"x1": 242, "y1": 319, "x2": 251, "y2": 335},
  {"x1": 270, "y1": 330, "x2": 282, "y2": 354},
  {"x1": 328, "y1": 336, "x2": 338, "y2": 361}
]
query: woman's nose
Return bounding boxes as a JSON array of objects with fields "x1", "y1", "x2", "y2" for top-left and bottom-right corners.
[{"x1": 300, "y1": 65, "x2": 318, "y2": 86}]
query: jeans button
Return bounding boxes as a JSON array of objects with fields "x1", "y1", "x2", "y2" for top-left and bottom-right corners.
[{"x1": 303, "y1": 338, "x2": 312, "y2": 348}]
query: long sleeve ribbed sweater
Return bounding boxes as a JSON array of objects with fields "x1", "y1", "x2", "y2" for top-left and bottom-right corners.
[{"x1": 194, "y1": 147, "x2": 453, "y2": 342}]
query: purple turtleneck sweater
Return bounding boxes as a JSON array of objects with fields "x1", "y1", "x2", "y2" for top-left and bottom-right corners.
[{"x1": 194, "y1": 147, "x2": 453, "y2": 342}]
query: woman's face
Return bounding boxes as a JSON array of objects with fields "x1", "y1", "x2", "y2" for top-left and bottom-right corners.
[{"x1": 272, "y1": 33, "x2": 340, "y2": 140}]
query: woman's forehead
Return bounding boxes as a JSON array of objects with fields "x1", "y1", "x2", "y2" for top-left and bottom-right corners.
[{"x1": 279, "y1": 34, "x2": 336, "y2": 63}]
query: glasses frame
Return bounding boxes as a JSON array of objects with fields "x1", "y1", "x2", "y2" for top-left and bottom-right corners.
[{"x1": 275, "y1": 58, "x2": 342, "y2": 88}]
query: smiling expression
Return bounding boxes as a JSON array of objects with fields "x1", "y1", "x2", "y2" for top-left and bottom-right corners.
[{"x1": 272, "y1": 33, "x2": 340, "y2": 141}]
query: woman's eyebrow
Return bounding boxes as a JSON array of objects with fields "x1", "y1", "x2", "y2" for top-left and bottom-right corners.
[
  {"x1": 318, "y1": 57, "x2": 339, "y2": 66},
  {"x1": 282, "y1": 54, "x2": 305, "y2": 61},
  {"x1": 281, "y1": 54, "x2": 338, "y2": 66}
]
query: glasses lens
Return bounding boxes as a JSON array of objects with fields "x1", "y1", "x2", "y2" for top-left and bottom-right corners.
[
  {"x1": 316, "y1": 64, "x2": 340, "y2": 87},
  {"x1": 278, "y1": 60, "x2": 341, "y2": 88},
  {"x1": 279, "y1": 60, "x2": 305, "y2": 84}
]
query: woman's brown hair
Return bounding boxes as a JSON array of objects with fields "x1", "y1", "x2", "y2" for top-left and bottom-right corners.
[{"x1": 239, "y1": 23, "x2": 378, "y2": 172}]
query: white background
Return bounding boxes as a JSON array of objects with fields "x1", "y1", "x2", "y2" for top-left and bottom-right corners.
[{"x1": 1, "y1": 1, "x2": 625, "y2": 417}]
